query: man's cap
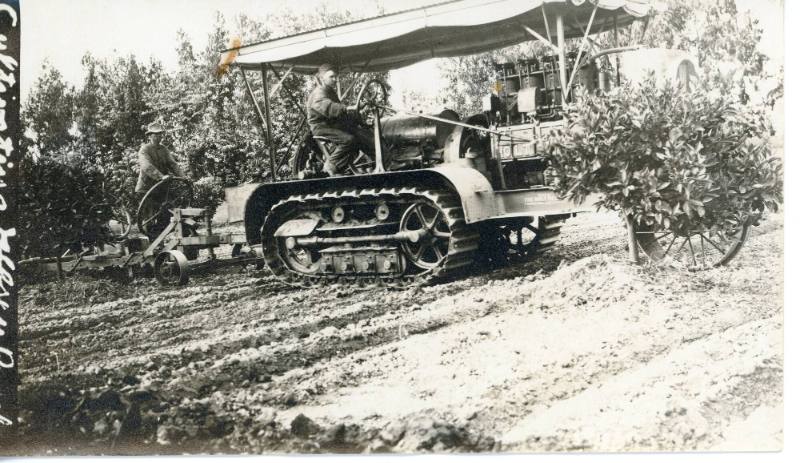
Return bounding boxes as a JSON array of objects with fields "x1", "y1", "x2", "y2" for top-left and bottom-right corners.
[
  {"x1": 146, "y1": 122, "x2": 166, "y2": 135},
  {"x1": 317, "y1": 63, "x2": 338, "y2": 76}
]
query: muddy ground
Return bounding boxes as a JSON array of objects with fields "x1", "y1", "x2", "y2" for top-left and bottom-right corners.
[{"x1": 6, "y1": 211, "x2": 783, "y2": 455}]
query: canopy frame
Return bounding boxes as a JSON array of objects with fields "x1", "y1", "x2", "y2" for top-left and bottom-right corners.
[{"x1": 228, "y1": 0, "x2": 651, "y2": 179}]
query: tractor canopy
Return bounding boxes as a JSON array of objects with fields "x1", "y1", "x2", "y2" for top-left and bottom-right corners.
[{"x1": 225, "y1": 0, "x2": 654, "y2": 74}]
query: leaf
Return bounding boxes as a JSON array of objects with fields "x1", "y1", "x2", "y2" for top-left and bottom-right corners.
[{"x1": 669, "y1": 127, "x2": 682, "y2": 144}]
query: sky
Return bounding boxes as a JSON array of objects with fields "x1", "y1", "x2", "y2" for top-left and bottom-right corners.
[
  {"x1": 19, "y1": 0, "x2": 441, "y2": 101},
  {"x1": 20, "y1": 0, "x2": 785, "y2": 104}
]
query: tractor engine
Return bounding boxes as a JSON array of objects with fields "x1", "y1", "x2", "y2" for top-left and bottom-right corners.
[{"x1": 380, "y1": 109, "x2": 461, "y2": 168}]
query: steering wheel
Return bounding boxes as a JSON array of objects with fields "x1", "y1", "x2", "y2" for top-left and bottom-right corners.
[
  {"x1": 355, "y1": 79, "x2": 389, "y2": 125},
  {"x1": 136, "y1": 177, "x2": 194, "y2": 239}
]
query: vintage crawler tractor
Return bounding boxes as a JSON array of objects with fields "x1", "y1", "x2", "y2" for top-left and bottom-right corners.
[{"x1": 224, "y1": 0, "x2": 746, "y2": 286}]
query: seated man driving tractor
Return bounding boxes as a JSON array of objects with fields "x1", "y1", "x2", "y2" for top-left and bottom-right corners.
[{"x1": 306, "y1": 63, "x2": 376, "y2": 177}]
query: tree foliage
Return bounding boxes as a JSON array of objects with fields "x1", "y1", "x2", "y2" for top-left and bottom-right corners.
[
  {"x1": 19, "y1": 7, "x2": 389, "y2": 256},
  {"x1": 22, "y1": 63, "x2": 75, "y2": 155},
  {"x1": 16, "y1": 158, "x2": 112, "y2": 258},
  {"x1": 546, "y1": 75, "x2": 782, "y2": 235}
]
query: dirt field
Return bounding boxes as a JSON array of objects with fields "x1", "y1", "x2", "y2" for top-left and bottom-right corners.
[{"x1": 7, "y1": 210, "x2": 783, "y2": 455}]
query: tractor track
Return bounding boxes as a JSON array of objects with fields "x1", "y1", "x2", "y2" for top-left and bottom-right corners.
[
  {"x1": 9, "y1": 211, "x2": 784, "y2": 454},
  {"x1": 262, "y1": 187, "x2": 480, "y2": 288}
]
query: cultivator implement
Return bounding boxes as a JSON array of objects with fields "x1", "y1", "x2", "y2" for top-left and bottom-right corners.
[{"x1": 20, "y1": 177, "x2": 262, "y2": 286}]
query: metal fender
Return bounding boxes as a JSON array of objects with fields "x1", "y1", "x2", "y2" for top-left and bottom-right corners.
[{"x1": 427, "y1": 166, "x2": 499, "y2": 222}]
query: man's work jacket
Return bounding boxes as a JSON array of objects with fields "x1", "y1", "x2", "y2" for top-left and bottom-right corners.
[
  {"x1": 136, "y1": 142, "x2": 185, "y2": 193},
  {"x1": 306, "y1": 84, "x2": 348, "y2": 133}
]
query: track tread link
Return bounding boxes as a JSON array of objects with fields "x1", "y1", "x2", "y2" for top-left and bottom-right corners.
[
  {"x1": 261, "y1": 187, "x2": 479, "y2": 288},
  {"x1": 536, "y1": 215, "x2": 569, "y2": 250}
]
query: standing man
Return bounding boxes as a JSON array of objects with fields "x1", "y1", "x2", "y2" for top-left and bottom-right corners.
[
  {"x1": 306, "y1": 63, "x2": 375, "y2": 177},
  {"x1": 136, "y1": 122, "x2": 186, "y2": 193}
]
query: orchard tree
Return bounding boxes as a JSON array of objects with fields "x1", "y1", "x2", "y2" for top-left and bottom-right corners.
[
  {"x1": 22, "y1": 62, "x2": 75, "y2": 156},
  {"x1": 18, "y1": 3, "x2": 407, "y2": 255},
  {"x1": 546, "y1": 76, "x2": 782, "y2": 254}
]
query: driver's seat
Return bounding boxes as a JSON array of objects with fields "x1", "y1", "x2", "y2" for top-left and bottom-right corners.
[
  {"x1": 312, "y1": 135, "x2": 376, "y2": 175},
  {"x1": 312, "y1": 135, "x2": 336, "y2": 161}
]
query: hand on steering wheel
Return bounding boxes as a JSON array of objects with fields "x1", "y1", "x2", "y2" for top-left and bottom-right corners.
[{"x1": 354, "y1": 79, "x2": 389, "y2": 125}]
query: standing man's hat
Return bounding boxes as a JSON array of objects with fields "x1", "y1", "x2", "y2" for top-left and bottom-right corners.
[{"x1": 146, "y1": 122, "x2": 166, "y2": 135}]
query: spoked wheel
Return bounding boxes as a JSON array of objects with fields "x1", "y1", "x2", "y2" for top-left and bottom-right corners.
[
  {"x1": 136, "y1": 177, "x2": 194, "y2": 239},
  {"x1": 498, "y1": 220, "x2": 540, "y2": 262},
  {"x1": 489, "y1": 215, "x2": 567, "y2": 264},
  {"x1": 400, "y1": 200, "x2": 452, "y2": 270},
  {"x1": 154, "y1": 250, "x2": 189, "y2": 286},
  {"x1": 633, "y1": 215, "x2": 752, "y2": 269}
]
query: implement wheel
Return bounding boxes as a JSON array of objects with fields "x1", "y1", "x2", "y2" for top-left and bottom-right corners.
[
  {"x1": 154, "y1": 250, "x2": 190, "y2": 286},
  {"x1": 632, "y1": 215, "x2": 752, "y2": 269}
]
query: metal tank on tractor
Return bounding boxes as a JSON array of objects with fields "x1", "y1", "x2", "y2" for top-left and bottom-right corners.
[{"x1": 218, "y1": 0, "x2": 737, "y2": 287}]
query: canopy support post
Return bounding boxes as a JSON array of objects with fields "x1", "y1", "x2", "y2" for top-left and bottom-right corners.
[
  {"x1": 372, "y1": 108, "x2": 385, "y2": 174},
  {"x1": 639, "y1": 15, "x2": 651, "y2": 43},
  {"x1": 263, "y1": 64, "x2": 314, "y2": 170},
  {"x1": 571, "y1": 15, "x2": 609, "y2": 54},
  {"x1": 541, "y1": 4, "x2": 552, "y2": 43},
  {"x1": 522, "y1": 25, "x2": 559, "y2": 54},
  {"x1": 261, "y1": 64, "x2": 276, "y2": 180},
  {"x1": 613, "y1": 14, "x2": 621, "y2": 86},
  {"x1": 555, "y1": 13, "x2": 568, "y2": 106},
  {"x1": 239, "y1": 67, "x2": 275, "y2": 176},
  {"x1": 564, "y1": 3, "x2": 598, "y2": 99}
]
